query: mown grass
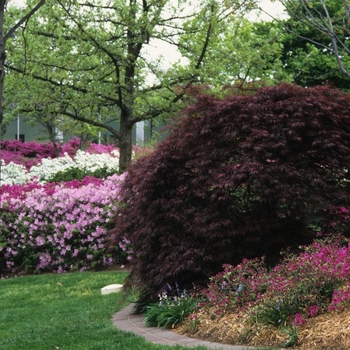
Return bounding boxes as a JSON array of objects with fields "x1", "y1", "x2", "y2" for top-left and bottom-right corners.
[{"x1": 0, "y1": 271, "x2": 276, "y2": 350}]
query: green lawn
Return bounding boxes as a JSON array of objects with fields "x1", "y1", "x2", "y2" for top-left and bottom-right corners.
[{"x1": 0, "y1": 271, "x2": 276, "y2": 350}]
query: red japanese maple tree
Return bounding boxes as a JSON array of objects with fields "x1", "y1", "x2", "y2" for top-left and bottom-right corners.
[{"x1": 109, "y1": 83, "x2": 350, "y2": 306}]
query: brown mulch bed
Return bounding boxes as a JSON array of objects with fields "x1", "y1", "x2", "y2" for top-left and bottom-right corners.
[{"x1": 174, "y1": 306, "x2": 350, "y2": 349}]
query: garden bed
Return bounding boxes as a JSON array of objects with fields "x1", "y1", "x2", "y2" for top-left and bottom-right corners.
[{"x1": 175, "y1": 305, "x2": 350, "y2": 349}]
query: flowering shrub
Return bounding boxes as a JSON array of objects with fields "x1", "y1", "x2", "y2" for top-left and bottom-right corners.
[
  {"x1": 0, "y1": 176, "x2": 102, "y2": 201},
  {"x1": 0, "y1": 174, "x2": 127, "y2": 274},
  {"x1": 0, "y1": 149, "x2": 120, "y2": 185},
  {"x1": 0, "y1": 150, "x2": 36, "y2": 170},
  {"x1": 0, "y1": 139, "x2": 153, "y2": 274},
  {"x1": 0, "y1": 138, "x2": 156, "y2": 274},
  {"x1": 131, "y1": 145, "x2": 154, "y2": 160},
  {"x1": 205, "y1": 235, "x2": 350, "y2": 327},
  {"x1": 0, "y1": 138, "x2": 81, "y2": 169},
  {"x1": 0, "y1": 160, "x2": 31, "y2": 185},
  {"x1": 328, "y1": 283, "x2": 350, "y2": 311},
  {"x1": 0, "y1": 138, "x2": 156, "y2": 185},
  {"x1": 30, "y1": 150, "x2": 120, "y2": 183},
  {"x1": 85, "y1": 143, "x2": 118, "y2": 155}
]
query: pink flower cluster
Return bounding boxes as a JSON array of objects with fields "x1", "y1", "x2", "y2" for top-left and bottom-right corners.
[
  {"x1": 0, "y1": 173, "x2": 126, "y2": 273},
  {"x1": 0, "y1": 176, "x2": 103, "y2": 201},
  {"x1": 293, "y1": 313, "x2": 306, "y2": 326},
  {"x1": 205, "y1": 235, "x2": 350, "y2": 324},
  {"x1": 0, "y1": 138, "x2": 81, "y2": 169},
  {"x1": 85, "y1": 143, "x2": 118, "y2": 155},
  {"x1": 328, "y1": 283, "x2": 350, "y2": 311}
]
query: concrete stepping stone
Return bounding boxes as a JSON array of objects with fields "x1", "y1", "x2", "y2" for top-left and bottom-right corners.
[{"x1": 101, "y1": 284, "x2": 123, "y2": 295}]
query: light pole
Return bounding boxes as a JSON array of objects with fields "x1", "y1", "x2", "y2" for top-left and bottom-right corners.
[
  {"x1": 16, "y1": 115, "x2": 20, "y2": 140},
  {"x1": 136, "y1": 121, "x2": 144, "y2": 146}
]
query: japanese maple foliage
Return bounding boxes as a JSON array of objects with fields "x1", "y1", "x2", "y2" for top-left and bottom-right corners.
[{"x1": 109, "y1": 83, "x2": 350, "y2": 306}]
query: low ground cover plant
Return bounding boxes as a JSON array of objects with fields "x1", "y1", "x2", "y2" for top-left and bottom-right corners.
[
  {"x1": 141, "y1": 234, "x2": 350, "y2": 347},
  {"x1": 193, "y1": 234, "x2": 350, "y2": 346},
  {"x1": 144, "y1": 283, "x2": 198, "y2": 328}
]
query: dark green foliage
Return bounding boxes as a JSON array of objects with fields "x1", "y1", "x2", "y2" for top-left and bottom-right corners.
[
  {"x1": 144, "y1": 298, "x2": 197, "y2": 328},
  {"x1": 256, "y1": 297, "x2": 302, "y2": 327},
  {"x1": 279, "y1": 0, "x2": 350, "y2": 88},
  {"x1": 47, "y1": 166, "x2": 118, "y2": 183},
  {"x1": 144, "y1": 283, "x2": 198, "y2": 328},
  {"x1": 109, "y1": 83, "x2": 350, "y2": 307},
  {"x1": 17, "y1": 246, "x2": 39, "y2": 272}
]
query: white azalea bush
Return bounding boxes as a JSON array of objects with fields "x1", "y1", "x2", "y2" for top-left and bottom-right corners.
[
  {"x1": 0, "y1": 149, "x2": 120, "y2": 185},
  {"x1": 0, "y1": 160, "x2": 31, "y2": 185}
]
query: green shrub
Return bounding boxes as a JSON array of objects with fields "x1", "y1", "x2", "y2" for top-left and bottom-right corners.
[{"x1": 47, "y1": 166, "x2": 117, "y2": 182}]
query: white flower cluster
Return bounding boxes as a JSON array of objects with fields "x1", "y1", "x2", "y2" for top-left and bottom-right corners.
[
  {"x1": 0, "y1": 160, "x2": 31, "y2": 185},
  {"x1": 73, "y1": 150, "x2": 119, "y2": 173},
  {"x1": 0, "y1": 150, "x2": 120, "y2": 185},
  {"x1": 29, "y1": 153, "x2": 76, "y2": 182}
]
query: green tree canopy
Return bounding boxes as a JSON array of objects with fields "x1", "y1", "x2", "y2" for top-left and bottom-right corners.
[
  {"x1": 6, "y1": 0, "x2": 254, "y2": 170},
  {"x1": 4, "y1": 0, "x2": 291, "y2": 171},
  {"x1": 267, "y1": 0, "x2": 350, "y2": 86},
  {"x1": 253, "y1": 18, "x2": 350, "y2": 89},
  {"x1": 0, "y1": 0, "x2": 46, "y2": 126}
]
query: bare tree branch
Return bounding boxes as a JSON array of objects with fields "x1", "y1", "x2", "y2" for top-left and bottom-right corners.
[{"x1": 60, "y1": 107, "x2": 122, "y2": 139}]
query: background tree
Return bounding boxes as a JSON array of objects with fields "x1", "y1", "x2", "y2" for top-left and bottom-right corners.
[
  {"x1": 0, "y1": 0, "x2": 46, "y2": 127},
  {"x1": 5, "y1": 0, "x2": 259, "y2": 171},
  {"x1": 108, "y1": 83, "x2": 350, "y2": 307},
  {"x1": 254, "y1": 19, "x2": 350, "y2": 89},
  {"x1": 0, "y1": 0, "x2": 46, "y2": 184},
  {"x1": 267, "y1": 0, "x2": 350, "y2": 83},
  {"x1": 178, "y1": 17, "x2": 289, "y2": 89}
]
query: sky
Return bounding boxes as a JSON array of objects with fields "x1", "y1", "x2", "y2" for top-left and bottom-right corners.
[{"x1": 254, "y1": 0, "x2": 287, "y2": 20}]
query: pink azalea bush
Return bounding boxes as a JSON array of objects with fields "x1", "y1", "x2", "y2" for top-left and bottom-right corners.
[
  {"x1": 0, "y1": 174, "x2": 128, "y2": 274},
  {"x1": 0, "y1": 138, "x2": 81, "y2": 169},
  {"x1": 204, "y1": 235, "x2": 350, "y2": 327},
  {"x1": 85, "y1": 143, "x2": 118, "y2": 155},
  {"x1": 328, "y1": 283, "x2": 350, "y2": 311},
  {"x1": 0, "y1": 176, "x2": 104, "y2": 201},
  {"x1": 0, "y1": 139, "x2": 155, "y2": 275}
]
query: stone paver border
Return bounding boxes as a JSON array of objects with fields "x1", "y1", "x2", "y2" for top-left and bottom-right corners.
[{"x1": 111, "y1": 303, "x2": 261, "y2": 349}]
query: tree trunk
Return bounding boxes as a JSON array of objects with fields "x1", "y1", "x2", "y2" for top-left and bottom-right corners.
[
  {"x1": 0, "y1": 1, "x2": 5, "y2": 126},
  {"x1": 119, "y1": 119, "x2": 133, "y2": 173},
  {"x1": 0, "y1": 2, "x2": 5, "y2": 184}
]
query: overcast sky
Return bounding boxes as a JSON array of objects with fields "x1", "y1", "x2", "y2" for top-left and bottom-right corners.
[{"x1": 255, "y1": 0, "x2": 286, "y2": 20}]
